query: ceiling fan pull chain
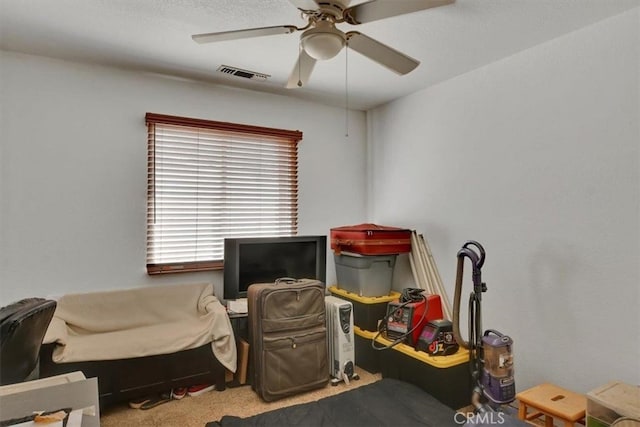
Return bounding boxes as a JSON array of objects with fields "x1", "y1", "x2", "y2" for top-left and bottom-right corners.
[
  {"x1": 345, "y1": 42, "x2": 349, "y2": 138},
  {"x1": 297, "y1": 41, "x2": 303, "y2": 87}
]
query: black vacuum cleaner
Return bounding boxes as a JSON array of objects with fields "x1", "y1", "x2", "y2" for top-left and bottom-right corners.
[{"x1": 452, "y1": 241, "x2": 517, "y2": 416}]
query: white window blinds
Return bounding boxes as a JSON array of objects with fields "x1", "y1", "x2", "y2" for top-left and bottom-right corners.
[{"x1": 146, "y1": 113, "x2": 302, "y2": 274}]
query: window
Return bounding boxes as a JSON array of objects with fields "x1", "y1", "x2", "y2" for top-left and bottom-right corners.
[{"x1": 145, "y1": 113, "x2": 302, "y2": 274}]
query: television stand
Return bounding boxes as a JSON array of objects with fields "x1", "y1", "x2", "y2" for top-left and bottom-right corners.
[{"x1": 228, "y1": 311, "x2": 249, "y2": 341}]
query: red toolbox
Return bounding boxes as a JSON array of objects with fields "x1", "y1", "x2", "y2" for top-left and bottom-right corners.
[{"x1": 330, "y1": 223, "x2": 411, "y2": 255}]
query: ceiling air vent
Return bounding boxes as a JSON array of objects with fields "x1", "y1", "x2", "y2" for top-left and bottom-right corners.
[{"x1": 216, "y1": 65, "x2": 270, "y2": 81}]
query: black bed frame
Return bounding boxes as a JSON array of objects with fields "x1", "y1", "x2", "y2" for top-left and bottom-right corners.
[{"x1": 39, "y1": 343, "x2": 226, "y2": 409}]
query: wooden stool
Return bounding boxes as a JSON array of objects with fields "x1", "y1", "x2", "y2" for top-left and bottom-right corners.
[{"x1": 517, "y1": 383, "x2": 586, "y2": 427}]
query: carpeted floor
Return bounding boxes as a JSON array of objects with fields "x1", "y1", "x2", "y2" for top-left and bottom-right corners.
[{"x1": 100, "y1": 368, "x2": 382, "y2": 427}]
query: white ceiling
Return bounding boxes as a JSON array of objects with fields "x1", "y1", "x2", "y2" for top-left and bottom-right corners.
[{"x1": 1, "y1": 0, "x2": 638, "y2": 110}]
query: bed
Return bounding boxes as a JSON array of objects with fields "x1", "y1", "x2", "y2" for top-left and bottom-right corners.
[
  {"x1": 208, "y1": 378, "x2": 529, "y2": 427},
  {"x1": 209, "y1": 378, "x2": 458, "y2": 426}
]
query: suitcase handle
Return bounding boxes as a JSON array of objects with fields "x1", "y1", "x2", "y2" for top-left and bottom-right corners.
[{"x1": 275, "y1": 277, "x2": 298, "y2": 285}]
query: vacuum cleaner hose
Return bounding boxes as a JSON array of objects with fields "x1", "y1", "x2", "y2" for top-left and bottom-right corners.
[
  {"x1": 452, "y1": 242, "x2": 485, "y2": 350},
  {"x1": 453, "y1": 254, "x2": 469, "y2": 349}
]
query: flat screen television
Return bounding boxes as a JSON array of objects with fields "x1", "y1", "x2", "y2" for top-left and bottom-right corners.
[{"x1": 223, "y1": 235, "x2": 327, "y2": 300}]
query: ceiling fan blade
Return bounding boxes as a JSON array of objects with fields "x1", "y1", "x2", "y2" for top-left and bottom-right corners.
[
  {"x1": 286, "y1": 50, "x2": 317, "y2": 88},
  {"x1": 344, "y1": 0, "x2": 454, "y2": 25},
  {"x1": 287, "y1": 0, "x2": 319, "y2": 12},
  {"x1": 346, "y1": 32, "x2": 419, "y2": 75},
  {"x1": 192, "y1": 25, "x2": 298, "y2": 44}
]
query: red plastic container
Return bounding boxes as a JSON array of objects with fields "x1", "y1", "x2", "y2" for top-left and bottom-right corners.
[{"x1": 330, "y1": 223, "x2": 412, "y2": 255}]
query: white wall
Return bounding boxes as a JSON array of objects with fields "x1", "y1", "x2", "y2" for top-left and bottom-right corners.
[
  {"x1": 0, "y1": 51, "x2": 367, "y2": 304},
  {"x1": 368, "y1": 9, "x2": 639, "y2": 393},
  {"x1": 2, "y1": 8, "x2": 638, "y2": 396}
]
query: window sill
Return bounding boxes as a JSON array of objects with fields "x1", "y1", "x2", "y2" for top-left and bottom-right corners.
[{"x1": 147, "y1": 261, "x2": 223, "y2": 275}]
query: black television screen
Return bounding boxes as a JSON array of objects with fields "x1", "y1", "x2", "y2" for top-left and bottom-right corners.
[{"x1": 223, "y1": 235, "x2": 327, "y2": 300}]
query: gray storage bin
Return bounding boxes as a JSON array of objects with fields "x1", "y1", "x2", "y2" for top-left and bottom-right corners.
[{"x1": 334, "y1": 252, "x2": 397, "y2": 297}]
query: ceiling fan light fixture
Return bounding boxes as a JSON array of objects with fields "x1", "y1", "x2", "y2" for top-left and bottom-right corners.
[
  {"x1": 300, "y1": 21, "x2": 345, "y2": 60},
  {"x1": 302, "y1": 32, "x2": 344, "y2": 60}
]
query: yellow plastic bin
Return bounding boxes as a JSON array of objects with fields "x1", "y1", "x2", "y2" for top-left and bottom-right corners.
[
  {"x1": 374, "y1": 333, "x2": 472, "y2": 410},
  {"x1": 353, "y1": 326, "x2": 381, "y2": 374},
  {"x1": 328, "y1": 285, "x2": 400, "y2": 332}
]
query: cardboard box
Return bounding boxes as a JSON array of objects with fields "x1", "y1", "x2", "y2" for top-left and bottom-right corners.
[
  {"x1": 586, "y1": 382, "x2": 640, "y2": 427},
  {"x1": 225, "y1": 337, "x2": 250, "y2": 386}
]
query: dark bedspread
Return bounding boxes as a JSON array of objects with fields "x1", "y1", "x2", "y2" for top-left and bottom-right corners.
[{"x1": 209, "y1": 378, "x2": 459, "y2": 427}]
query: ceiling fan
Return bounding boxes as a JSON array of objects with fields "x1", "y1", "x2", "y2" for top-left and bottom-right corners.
[{"x1": 192, "y1": 0, "x2": 454, "y2": 88}]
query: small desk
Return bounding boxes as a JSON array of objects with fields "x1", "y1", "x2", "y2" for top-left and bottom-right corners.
[
  {"x1": 517, "y1": 383, "x2": 586, "y2": 427},
  {"x1": 228, "y1": 312, "x2": 249, "y2": 341}
]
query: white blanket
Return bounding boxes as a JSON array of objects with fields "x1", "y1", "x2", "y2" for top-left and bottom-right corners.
[{"x1": 43, "y1": 283, "x2": 237, "y2": 372}]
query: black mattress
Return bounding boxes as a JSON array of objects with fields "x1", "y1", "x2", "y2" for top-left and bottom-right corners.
[{"x1": 209, "y1": 378, "x2": 459, "y2": 427}]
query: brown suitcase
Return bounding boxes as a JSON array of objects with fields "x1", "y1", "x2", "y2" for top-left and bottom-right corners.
[
  {"x1": 330, "y1": 223, "x2": 412, "y2": 255},
  {"x1": 247, "y1": 278, "x2": 329, "y2": 402}
]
